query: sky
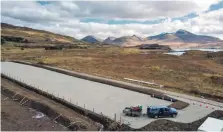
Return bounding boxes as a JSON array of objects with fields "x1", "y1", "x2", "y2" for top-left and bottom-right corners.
[{"x1": 1, "y1": 0, "x2": 223, "y2": 40}]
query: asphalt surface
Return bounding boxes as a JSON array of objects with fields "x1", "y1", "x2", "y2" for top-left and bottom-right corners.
[{"x1": 1, "y1": 62, "x2": 223, "y2": 129}]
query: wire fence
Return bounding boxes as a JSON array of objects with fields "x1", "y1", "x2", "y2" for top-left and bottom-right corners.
[{"x1": 1, "y1": 71, "x2": 124, "y2": 127}]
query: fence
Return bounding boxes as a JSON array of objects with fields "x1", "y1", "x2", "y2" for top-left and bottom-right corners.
[{"x1": 1, "y1": 72, "x2": 123, "y2": 129}]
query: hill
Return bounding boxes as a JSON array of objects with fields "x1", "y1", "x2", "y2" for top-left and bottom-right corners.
[
  {"x1": 1, "y1": 23, "x2": 84, "y2": 45},
  {"x1": 103, "y1": 37, "x2": 116, "y2": 44},
  {"x1": 108, "y1": 35, "x2": 145, "y2": 47},
  {"x1": 81, "y1": 35, "x2": 101, "y2": 43}
]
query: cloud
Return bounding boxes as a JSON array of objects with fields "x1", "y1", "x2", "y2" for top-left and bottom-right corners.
[
  {"x1": 61, "y1": 1, "x2": 219, "y2": 20},
  {"x1": 1, "y1": 1, "x2": 223, "y2": 40}
]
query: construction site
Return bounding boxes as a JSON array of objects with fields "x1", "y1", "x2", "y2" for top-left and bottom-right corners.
[{"x1": 1, "y1": 61, "x2": 223, "y2": 131}]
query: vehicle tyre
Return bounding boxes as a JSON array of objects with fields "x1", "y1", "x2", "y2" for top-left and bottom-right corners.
[
  {"x1": 154, "y1": 115, "x2": 158, "y2": 119},
  {"x1": 172, "y1": 114, "x2": 176, "y2": 118}
]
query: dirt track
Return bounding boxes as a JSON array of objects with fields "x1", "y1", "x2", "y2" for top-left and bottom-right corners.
[
  {"x1": 1, "y1": 94, "x2": 67, "y2": 131},
  {"x1": 1, "y1": 78, "x2": 98, "y2": 131}
]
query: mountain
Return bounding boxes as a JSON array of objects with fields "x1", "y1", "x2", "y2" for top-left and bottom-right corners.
[
  {"x1": 174, "y1": 29, "x2": 220, "y2": 43},
  {"x1": 2, "y1": 22, "x2": 222, "y2": 48},
  {"x1": 105, "y1": 30, "x2": 222, "y2": 48},
  {"x1": 111, "y1": 35, "x2": 145, "y2": 47},
  {"x1": 148, "y1": 29, "x2": 221, "y2": 44},
  {"x1": 147, "y1": 32, "x2": 183, "y2": 42},
  {"x1": 146, "y1": 29, "x2": 222, "y2": 48},
  {"x1": 1, "y1": 23, "x2": 82, "y2": 44},
  {"x1": 81, "y1": 35, "x2": 101, "y2": 43},
  {"x1": 103, "y1": 37, "x2": 116, "y2": 44}
]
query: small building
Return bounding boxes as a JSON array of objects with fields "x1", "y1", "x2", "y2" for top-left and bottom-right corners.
[{"x1": 198, "y1": 117, "x2": 223, "y2": 132}]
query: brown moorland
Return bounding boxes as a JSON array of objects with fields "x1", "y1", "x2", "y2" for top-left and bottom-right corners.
[{"x1": 2, "y1": 46, "x2": 223, "y2": 102}]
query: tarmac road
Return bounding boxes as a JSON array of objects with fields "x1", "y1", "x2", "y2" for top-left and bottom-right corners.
[{"x1": 1, "y1": 62, "x2": 223, "y2": 129}]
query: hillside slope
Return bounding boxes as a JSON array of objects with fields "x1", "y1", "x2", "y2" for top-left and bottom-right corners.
[{"x1": 1, "y1": 23, "x2": 84, "y2": 45}]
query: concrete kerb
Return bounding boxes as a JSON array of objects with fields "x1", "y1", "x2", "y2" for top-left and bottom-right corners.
[
  {"x1": 1, "y1": 73, "x2": 119, "y2": 130},
  {"x1": 10, "y1": 61, "x2": 179, "y2": 103}
]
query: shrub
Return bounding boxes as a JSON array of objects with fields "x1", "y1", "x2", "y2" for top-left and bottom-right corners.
[
  {"x1": 120, "y1": 48, "x2": 140, "y2": 55},
  {"x1": 150, "y1": 66, "x2": 161, "y2": 71},
  {"x1": 1, "y1": 38, "x2": 5, "y2": 44}
]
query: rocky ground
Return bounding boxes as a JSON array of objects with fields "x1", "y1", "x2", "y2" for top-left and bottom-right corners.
[{"x1": 1, "y1": 94, "x2": 68, "y2": 131}]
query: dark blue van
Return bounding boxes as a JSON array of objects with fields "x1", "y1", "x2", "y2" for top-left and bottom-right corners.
[{"x1": 147, "y1": 106, "x2": 178, "y2": 119}]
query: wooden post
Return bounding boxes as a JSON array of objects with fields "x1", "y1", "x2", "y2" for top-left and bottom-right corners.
[
  {"x1": 12, "y1": 93, "x2": 18, "y2": 98},
  {"x1": 114, "y1": 113, "x2": 116, "y2": 121},
  {"x1": 53, "y1": 114, "x2": 62, "y2": 121},
  {"x1": 3, "y1": 97, "x2": 8, "y2": 100},
  {"x1": 20, "y1": 97, "x2": 26, "y2": 103},
  {"x1": 21, "y1": 100, "x2": 28, "y2": 106}
]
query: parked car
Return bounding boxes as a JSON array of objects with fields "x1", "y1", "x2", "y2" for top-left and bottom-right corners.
[
  {"x1": 123, "y1": 105, "x2": 142, "y2": 117},
  {"x1": 147, "y1": 106, "x2": 178, "y2": 119}
]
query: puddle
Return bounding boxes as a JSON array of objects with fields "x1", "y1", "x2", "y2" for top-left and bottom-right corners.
[{"x1": 32, "y1": 111, "x2": 45, "y2": 119}]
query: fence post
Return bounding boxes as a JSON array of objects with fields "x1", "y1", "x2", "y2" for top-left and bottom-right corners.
[
  {"x1": 114, "y1": 113, "x2": 116, "y2": 121},
  {"x1": 101, "y1": 112, "x2": 103, "y2": 120}
]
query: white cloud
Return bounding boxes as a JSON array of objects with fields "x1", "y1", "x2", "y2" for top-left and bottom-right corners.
[
  {"x1": 1, "y1": 1, "x2": 223, "y2": 40},
  {"x1": 64, "y1": 1, "x2": 219, "y2": 20}
]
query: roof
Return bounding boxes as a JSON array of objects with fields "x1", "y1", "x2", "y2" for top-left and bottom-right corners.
[
  {"x1": 198, "y1": 117, "x2": 223, "y2": 132},
  {"x1": 148, "y1": 106, "x2": 168, "y2": 109}
]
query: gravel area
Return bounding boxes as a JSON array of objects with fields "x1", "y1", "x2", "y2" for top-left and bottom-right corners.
[{"x1": 1, "y1": 62, "x2": 221, "y2": 129}]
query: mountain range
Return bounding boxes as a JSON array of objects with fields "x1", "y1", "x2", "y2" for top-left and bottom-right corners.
[
  {"x1": 1, "y1": 23, "x2": 222, "y2": 48},
  {"x1": 81, "y1": 30, "x2": 223, "y2": 48}
]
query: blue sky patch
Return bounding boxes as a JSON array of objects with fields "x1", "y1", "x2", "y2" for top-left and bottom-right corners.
[
  {"x1": 37, "y1": 1, "x2": 50, "y2": 5},
  {"x1": 208, "y1": 0, "x2": 223, "y2": 12}
]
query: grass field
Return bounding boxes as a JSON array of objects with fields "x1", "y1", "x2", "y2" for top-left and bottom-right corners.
[{"x1": 1, "y1": 45, "x2": 223, "y2": 101}]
